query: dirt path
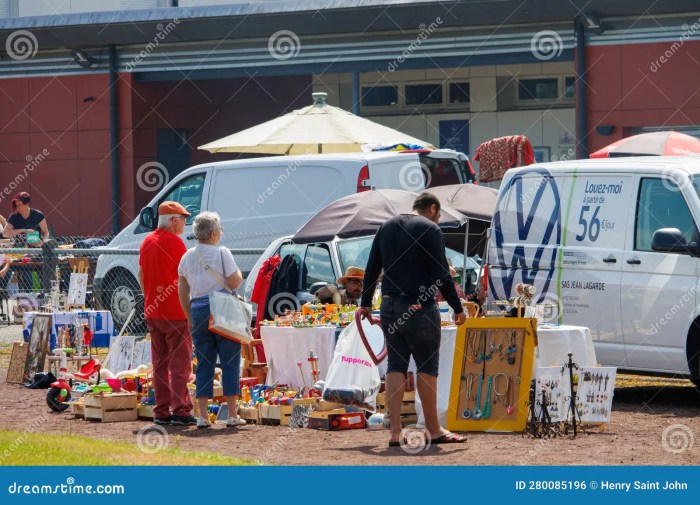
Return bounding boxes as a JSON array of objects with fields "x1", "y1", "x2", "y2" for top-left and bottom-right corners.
[{"x1": 1, "y1": 375, "x2": 698, "y2": 466}]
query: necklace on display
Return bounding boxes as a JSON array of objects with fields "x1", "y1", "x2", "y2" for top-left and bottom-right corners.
[
  {"x1": 493, "y1": 372, "x2": 509, "y2": 406},
  {"x1": 484, "y1": 330, "x2": 494, "y2": 361},
  {"x1": 482, "y1": 374, "x2": 494, "y2": 419},
  {"x1": 506, "y1": 330, "x2": 517, "y2": 365},
  {"x1": 505, "y1": 374, "x2": 515, "y2": 415},
  {"x1": 462, "y1": 373, "x2": 474, "y2": 419},
  {"x1": 473, "y1": 372, "x2": 484, "y2": 420},
  {"x1": 467, "y1": 332, "x2": 478, "y2": 363},
  {"x1": 476, "y1": 331, "x2": 486, "y2": 364}
]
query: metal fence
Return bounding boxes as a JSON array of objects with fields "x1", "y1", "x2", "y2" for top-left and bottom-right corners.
[
  {"x1": 1, "y1": 235, "x2": 267, "y2": 335},
  {"x1": 0, "y1": 239, "x2": 144, "y2": 333}
]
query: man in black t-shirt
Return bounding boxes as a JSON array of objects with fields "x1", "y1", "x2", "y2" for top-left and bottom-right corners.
[{"x1": 360, "y1": 192, "x2": 467, "y2": 447}]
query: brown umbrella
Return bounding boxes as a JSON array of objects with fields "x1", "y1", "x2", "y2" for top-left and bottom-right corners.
[
  {"x1": 291, "y1": 189, "x2": 465, "y2": 244},
  {"x1": 428, "y1": 184, "x2": 499, "y2": 222}
]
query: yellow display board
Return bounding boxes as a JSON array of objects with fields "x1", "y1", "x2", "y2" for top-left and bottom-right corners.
[{"x1": 446, "y1": 317, "x2": 537, "y2": 433}]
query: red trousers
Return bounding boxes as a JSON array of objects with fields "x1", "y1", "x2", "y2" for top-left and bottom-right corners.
[{"x1": 146, "y1": 318, "x2": 193, "y2": 418}]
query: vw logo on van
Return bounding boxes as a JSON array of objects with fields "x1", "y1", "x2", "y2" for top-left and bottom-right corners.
[{"x1": 489, "y1": 168, "x2": 562, "y2": 302}]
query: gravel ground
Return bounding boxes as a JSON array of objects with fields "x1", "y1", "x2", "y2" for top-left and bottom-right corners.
[{"x1": 1, "y1": 323, "x2": 698, "y2": 466}]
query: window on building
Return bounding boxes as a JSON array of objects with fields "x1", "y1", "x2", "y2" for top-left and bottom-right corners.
[
  {"x1": 564, "y1": 77, "x2": 575, "y2": 99},
  {"x1": 449, "y1": 82, "x2": 470, "y2": 104},
  {"x1": 405, "y1": 83, "x2": 443, "y2": 105},
  {"x1": 518, "y1": 78, "x2": 559, "y2": 100},
  {"x1": 361, "y1": 86, "x2": 399, "y2": 107}
]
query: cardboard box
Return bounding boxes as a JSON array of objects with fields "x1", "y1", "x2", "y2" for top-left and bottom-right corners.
[{"x1": 308, "y1": 409, "x2": 365, "y2": 431}]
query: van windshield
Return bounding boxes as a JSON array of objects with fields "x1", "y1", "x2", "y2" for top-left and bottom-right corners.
[{"x1": 336, "y1": 235, "x2": 480, "y2": 290}]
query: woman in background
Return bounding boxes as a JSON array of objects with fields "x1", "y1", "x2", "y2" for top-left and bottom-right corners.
[{"x1": 178, "y1": 212, "x2": 247, "y2": 429}]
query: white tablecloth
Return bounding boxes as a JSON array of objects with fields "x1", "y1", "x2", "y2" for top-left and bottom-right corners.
[
  {"x1": 414, "y1": 324, "x2": 597, "y2": 426},
  {"x1": 259, "y1": 326, "x2": 337, "y2": 388},
  {"x1": 536, "y1": 324, "x2": 597, "y2": 369}
]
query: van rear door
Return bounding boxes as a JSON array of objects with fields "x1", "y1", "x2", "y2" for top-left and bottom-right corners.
[{"x1": 620, "y1": 174, "x2": 699, "y2": 374}]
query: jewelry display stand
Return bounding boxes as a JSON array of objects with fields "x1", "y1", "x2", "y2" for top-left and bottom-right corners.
[{"x1": 447, "y1": 318, "x2": 537, "y2": 432}]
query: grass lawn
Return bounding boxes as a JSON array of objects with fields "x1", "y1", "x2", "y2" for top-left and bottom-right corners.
[{"x1": 0, "y1": 430, "x2": 256, "y2": 466}]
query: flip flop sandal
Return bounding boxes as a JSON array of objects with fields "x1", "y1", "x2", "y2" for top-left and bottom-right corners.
[{"x1": 431, "y1": 432, "x2": 467, "y2": 444}]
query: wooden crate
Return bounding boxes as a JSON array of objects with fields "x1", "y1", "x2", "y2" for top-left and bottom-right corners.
[
  {"x1": 138, "y1": 404, "x2": 155, "y2": 420},
  {"x1": 376, "y1": 391, "x2": 416, "y2": 415},
  {"x1": 70, "y1": 400, "x2": 85, "y2": 418},
  {"x1": 84, "y1": 392, "x2": 138, "y2": 423},
  {"x1": 260, "y1": 398, "x2": 318, "y2": 426},
  {"x1": 238, "y1": 405, "x2": 261, "y2": 424}
]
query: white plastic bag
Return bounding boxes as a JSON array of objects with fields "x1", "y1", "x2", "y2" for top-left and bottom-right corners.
[
  {"x1": 208, "y1": 291, "x2": 253, "y2": 345},
  {"x1": 322, "y1": 320, "x2": 381, "y2": 411}
]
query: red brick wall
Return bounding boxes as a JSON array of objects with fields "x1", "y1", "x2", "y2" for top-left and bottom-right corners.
[
  {"x1": 0, "y1": 72, "x2": 311, "y2": 236},
  {"x1": 583, "y1": 40, "x2": 700, "y2": 153},
  {"x1": 0, "y1": 73, "x2": 121, "y2": 237}
]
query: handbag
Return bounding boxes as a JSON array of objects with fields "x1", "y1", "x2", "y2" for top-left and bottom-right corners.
[{"x1": 196, "y1": 247, "x2": 253, "y2": 345}]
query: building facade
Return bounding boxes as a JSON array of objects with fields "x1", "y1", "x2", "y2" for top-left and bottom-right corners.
[{"x1": 0, "y1": 0, "x2": 698, "y2": 235}]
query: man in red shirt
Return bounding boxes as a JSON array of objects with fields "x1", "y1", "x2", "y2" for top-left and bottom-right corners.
[{"x1": 138, "y1": 201, "x2": 195, "y2": 426}]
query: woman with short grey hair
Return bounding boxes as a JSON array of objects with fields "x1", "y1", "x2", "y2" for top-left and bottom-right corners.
[
  {"x1": 192, "y1": 211, "x2": 220, "y2": 241},
  {"x1": 178, "y1": 211, "x2": 246, "y2": 429}
]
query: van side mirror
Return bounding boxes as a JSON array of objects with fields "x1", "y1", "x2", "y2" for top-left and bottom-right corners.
[
  {"x1": 139, "y1": 207, "x2": 155, "y2": 230},
  {"x1": 651, "y1": 228, "x2": 697, "y2": 255}
]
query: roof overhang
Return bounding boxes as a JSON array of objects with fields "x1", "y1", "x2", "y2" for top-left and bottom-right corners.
[{"x1": 1, "y1": 0, "x2": 699, "y2": 51}]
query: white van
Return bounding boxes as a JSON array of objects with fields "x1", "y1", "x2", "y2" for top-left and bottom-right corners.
[
  {"x1": 488, "y1": 156, "x2": 700, "y2": 385},
  {"x1": 94, "y1": 151, "x2": 427, "y2": 327}
]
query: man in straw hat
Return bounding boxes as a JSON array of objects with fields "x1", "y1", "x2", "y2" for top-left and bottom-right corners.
[{"x1": 315, "y1": 266, "x2": 365, "y2": 306}]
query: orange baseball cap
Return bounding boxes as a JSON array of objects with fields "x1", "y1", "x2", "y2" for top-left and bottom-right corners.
[{"x1": 158, "y1": 201, "x2": 191, "y2": 216}]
